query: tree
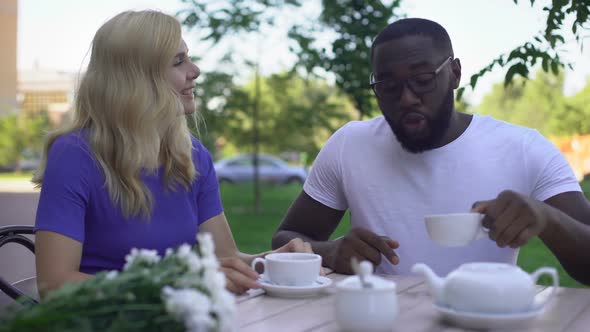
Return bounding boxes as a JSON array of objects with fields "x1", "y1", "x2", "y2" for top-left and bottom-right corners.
[
  {"x1": 178, "y1": 1, "x2": 590, "y2": 107},
  {"x1": 0, "y1": 114, "x2": 20, "y2": 168},
  {"x1": 178, "y1": 1, "x2": 304, "y2": 211},
  {"x1": 458, "y1": 0, "x2": 590, "y2": 99},
  {"x1": 190, "y1": 69, "x2": 238, "y2": 154},
  {"x1": 178, "y1": 0, "x2": 301, "y2": 43},
  {"x1": 287, "y1": 1, "x2": 403, "y2": 118},
  {"x1": 207, "y1": 71, "x2": 356, "y2": 162},
  {"x1": 178, "y1": 0, "x2": 403, "y2": 118},
  {"x1": 560, "y1": 80, "x2": 590, "y2": 135},
  {"x1": 474, "y1": 69, "x2": 590, "y2": 137},
  {"x1": 0, "y1": 111, "x2": 50, "y2": 171}
]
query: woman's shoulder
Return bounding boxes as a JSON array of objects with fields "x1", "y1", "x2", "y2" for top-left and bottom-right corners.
[
  {"x1": 189, "y1": 136, "x2": 213, "y2": 158},
  {"x1": 52, "y1": 130, "x2": 89, "y2": 148},
  {"x1": 49, "y1": 130, "x2": 94, "y2": 164},
  {"x1": 189, "y1": 136, "x2": 216, "y2": 174}
]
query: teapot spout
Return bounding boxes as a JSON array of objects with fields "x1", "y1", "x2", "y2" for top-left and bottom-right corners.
[{"x1": 411, "y1": 263, "x2": 445, "y2": 305}]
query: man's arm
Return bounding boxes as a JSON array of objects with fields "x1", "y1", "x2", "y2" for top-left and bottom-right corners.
[
  {"x1": 273, "y1": 191, "x2": 399, "y2": 274},
  {"x1": 541, "y1": 191, "x2": 590, "y2": 285},
  {"x1": 474, "y1": 190, "x2": 590, "y2": 285},
  {"x1": 272, "y1": 191, "x2": 345, "y2": 264}
]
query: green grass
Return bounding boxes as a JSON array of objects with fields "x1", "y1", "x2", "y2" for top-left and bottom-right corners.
[
  {"x1": 220, "y1": 183, "x2": 350, "y2": 254},
  {"x1": 0, "y1": 172, "x2": 33, "y2": 181},
  {"x1": 223, "y1": 182, "x2": 588, "y2": 288}
]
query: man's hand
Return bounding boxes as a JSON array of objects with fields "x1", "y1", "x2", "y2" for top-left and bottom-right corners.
[
  {"x1": 472, "y1": 190, "x2": 550, "y2": 248},
  {"x1": 327, "y1": 227, "x2": 400, "y2": 274},
  {"x1": 219, "y1": 256, "x2": 260, "y2": 295}
]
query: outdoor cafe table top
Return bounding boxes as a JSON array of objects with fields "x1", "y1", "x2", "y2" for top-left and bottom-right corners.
[
  {"x1": 236, "y1": 273, "x2": 590, "y2": 332},
  {"x1": 4, "y1": 271, "x2": 590, "y2": 331}
]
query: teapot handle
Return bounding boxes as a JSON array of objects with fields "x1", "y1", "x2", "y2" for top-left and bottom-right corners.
[{"x1": 530, "y1": 267, "x2": 559, "y2": 310}]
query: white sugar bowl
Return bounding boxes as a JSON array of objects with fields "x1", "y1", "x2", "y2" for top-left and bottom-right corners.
[{"x1": 335, "y1": 274, "x2": 398, "y2": 332}]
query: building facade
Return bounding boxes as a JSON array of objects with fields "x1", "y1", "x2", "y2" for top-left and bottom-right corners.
[
  {"x1": 17, "y1": 69, "x2": 77, "y2": 125},
  {"x1": 0, "y1": 0, "x2": 18, "y2": 113}
]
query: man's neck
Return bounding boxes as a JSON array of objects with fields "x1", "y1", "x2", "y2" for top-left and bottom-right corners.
[{"x1": 435, "y1": 111, "x2": 472, "y2": 148}]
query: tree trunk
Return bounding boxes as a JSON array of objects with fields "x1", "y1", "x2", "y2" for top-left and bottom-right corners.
[{"x1": 253, "y1": 63, "x2": 261, "y2": 214}]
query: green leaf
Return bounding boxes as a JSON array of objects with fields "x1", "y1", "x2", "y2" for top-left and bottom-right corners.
[
  {"x1": 470, "y1": 74, "x2": 480, "y2": 88},
  {"x1": 551, "y1": 61, "x2": 559, "y2": 75},
  {"x1": 504, "y1": 63, "x2": 529, "y2": 87},
  {"x1": 456, "y1": 87, "x2": 465, "y2": 100},
  {"x1": 542, "y1": 57, "x2": 549, "y2": 72}
]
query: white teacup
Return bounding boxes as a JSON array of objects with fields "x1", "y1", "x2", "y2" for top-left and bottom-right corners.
[
  {"x1": 251, "y1": 252, "x2": 321, "y2": 286},
  {"x1": 335, "y1": 275, "x2": 398, "y2": 332},
  {"x1": 425, "y1": 213, "x2": 487, "y2": 247}
]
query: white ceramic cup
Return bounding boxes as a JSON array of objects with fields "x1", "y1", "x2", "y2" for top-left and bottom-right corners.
[
  {"x1": 251, "y1": 252, "x2": 321, "y2": 286},
  {"x1": 424, "y1": 213, "x2": 488, "y2": 247},
  {"x1": 335, "y1": 275, "x2": 398, "y2": 332}
]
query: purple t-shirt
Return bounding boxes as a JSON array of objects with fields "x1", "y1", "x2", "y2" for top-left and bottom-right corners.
[{"x1": 35, "y1": 131, "x2": 223, "y2": 274}]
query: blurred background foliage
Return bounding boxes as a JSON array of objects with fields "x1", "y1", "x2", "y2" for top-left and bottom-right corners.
[{"x1": 1, "y1": 0, "x2": 589, "y2": 168}]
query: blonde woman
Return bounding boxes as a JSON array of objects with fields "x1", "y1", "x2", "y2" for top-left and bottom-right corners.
[{"x1": 32, "y1": 10, "x2": 311, "y2": 298}]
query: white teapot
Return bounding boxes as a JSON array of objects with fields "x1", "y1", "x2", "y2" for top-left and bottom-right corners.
[{"x1": 412, "y1": 262, "x2": 558, "y2": 314}]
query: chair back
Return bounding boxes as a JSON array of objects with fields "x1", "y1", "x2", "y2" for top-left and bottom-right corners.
[{"x1": 0, "y1": 225, "x2": 38, "y2": 306}]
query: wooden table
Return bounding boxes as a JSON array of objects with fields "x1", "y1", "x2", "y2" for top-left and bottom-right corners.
[
  {"x1": 236, "y1": 273, "x2": 590, "y2": 331},
  {"x1": 4, "y1": 274, "x2": 589, "y2": 330}
]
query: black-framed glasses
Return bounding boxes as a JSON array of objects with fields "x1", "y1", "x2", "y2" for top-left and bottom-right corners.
[{"x1": 369, "y1": 56, "x2": 453, "y2": 99}]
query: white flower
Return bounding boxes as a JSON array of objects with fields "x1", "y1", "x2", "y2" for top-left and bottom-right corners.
[
  {"x1": 210, "y1": 291, "x2": 236, "y2": 332},
  {"x1": 177, "y1": 244, "x2": 192, "y2": 257},
  {"x1": 105, "y1": 271, "x2": 118, "y2": 280},
  {"x1": 163, "y1": 287, "x2": 214, "y2": 332},
  {"x1": 176, "y1": 244, "x2": 203, "y2": 272},
  {"x1": 125, "y1": 292, "x2": 136, "y2": 301},
  {"x1": 197, "y1": 233, "x2": 216, "y2": 258},
  {"x1": 203, "y1": 269, "x2": 226, "y2": 292},
  {"x1": 95, "y1": 290, "x2": 105, "y2": 300},
  {"x1": 165, "y1": 248, "x2": 174, "y2": 257},
  {"x1": 201, "y1": 255, "x2": 220, "y2": 271},
  {"x1": 123, "y1": 248, "x2": 161, "y2": 270}
]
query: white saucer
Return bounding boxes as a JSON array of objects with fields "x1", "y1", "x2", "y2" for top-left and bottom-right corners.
[
  {"x1": 259, "y1": 275, "x2": 332, "y2": 298},
  {"x1": 434, "y1": 304, "x2": 544, "y2": 330}
]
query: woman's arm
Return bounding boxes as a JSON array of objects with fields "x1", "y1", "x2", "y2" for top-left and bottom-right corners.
[
  {"x1": 199, "y1": 212, "x2": 314, "y2": 294},
  {"x1": 35, "y1": 230, "x2": 92, "y2": 299},
  {"x1": 199, "y1": 213, "x2": 260, "y2": 294}
]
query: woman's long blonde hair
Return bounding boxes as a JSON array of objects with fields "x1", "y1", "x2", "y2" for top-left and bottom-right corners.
[{"x1": 33, "y1": 10, "x2": 197, "y2": 218}]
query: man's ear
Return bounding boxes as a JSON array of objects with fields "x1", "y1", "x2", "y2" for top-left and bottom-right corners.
[{"x1": 451, "y1": 58, "x2": 462, "y2": 89}]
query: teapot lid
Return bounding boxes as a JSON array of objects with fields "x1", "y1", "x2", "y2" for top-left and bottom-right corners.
[{"x1": 336, "y1": 275, "x2": 396, "y2": 291}]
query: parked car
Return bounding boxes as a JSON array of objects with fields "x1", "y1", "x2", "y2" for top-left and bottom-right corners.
[
  {"x1": 214, "y1": 154, "x2": 307, "y2": 185},
  {"x1": 0, "y1": 149, "x2": 40, "y2": 172}
]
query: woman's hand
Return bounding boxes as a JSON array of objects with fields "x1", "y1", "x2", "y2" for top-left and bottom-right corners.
[
  {"x1": 267, "y1": 238, "x2": 329, "y2": 275},
  {"x1": 218, "y1": 238, "x2": 317, "y2": 295},
  {"x1": 272, "y1": 238, "x2": 313, "y2": 254},
  {"x1": 219, "y1": 256, "x2": 260, "y2": 295}
]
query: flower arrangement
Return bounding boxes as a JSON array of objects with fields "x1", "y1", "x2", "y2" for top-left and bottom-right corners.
[{"x1": 0, "y1": 233, "x2": 236, "y2": 332}]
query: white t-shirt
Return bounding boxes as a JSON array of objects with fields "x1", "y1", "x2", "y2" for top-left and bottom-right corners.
[{"x1": 304, "y1": 114, "x2": 581, "y2": 276}]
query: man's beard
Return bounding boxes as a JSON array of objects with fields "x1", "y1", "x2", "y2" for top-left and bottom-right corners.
[{"x1": 384, "y1": 90, "x2": 454, "y2": 153}]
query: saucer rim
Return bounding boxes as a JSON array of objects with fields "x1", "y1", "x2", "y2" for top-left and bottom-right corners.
[
  {"x1": 433, "y1": 303, "x2": 544, "y2": 319},
  {"x1": 259, "y1": 275, "x2": 332, "y2": 290}
]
